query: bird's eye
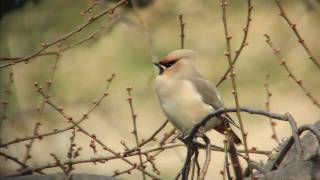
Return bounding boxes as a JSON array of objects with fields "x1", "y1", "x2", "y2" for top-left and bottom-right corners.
[{"x1": 163, "y1": 61, "x2": 177, "y2": 68}]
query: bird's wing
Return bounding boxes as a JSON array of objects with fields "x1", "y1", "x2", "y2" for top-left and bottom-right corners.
[
  {"x1": 190, "y1": 77, "x2": 224, "y2": 109},
  {"x1": 190, "y1": 77, "x2": 239, "y2": 128}
]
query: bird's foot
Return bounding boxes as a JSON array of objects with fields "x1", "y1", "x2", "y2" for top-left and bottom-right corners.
[
  {"x1": 178, "y1": 128, "x2": 206, "y2": 145},
  {"x1": 198, "y1": 126, "x2": 206, "y2": 136},
  {"x1": 178, "y1": 132, "x2": 190, "y2": 144}
]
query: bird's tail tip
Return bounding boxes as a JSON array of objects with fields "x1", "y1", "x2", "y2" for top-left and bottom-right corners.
[{"x1": 230, "y1": 131, "x2": 242, "y2": 145}]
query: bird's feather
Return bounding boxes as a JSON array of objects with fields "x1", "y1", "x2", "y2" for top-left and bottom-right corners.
[
  {"x1": 221, "y1": 114, "x2": 240, "y2": 129},
  {"x1": 189, "y1": 77, "x2": 240, "y2": 129},
  {"x1": 189, "y1": 77, "x2": 224, "y2": 109}
]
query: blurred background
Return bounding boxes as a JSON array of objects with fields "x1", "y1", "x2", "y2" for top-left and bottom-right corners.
[{"x1": 0, "y1": 0, "x2": 319, "y2": 179}]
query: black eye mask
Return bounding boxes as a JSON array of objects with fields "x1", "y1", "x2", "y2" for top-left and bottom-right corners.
[
  {"x1": 153, "y1": 63, "x2": 164, "y2": 75},
  {"x1": 153, "y1": 60, "x2": 178, "y2": 75},
  {"x1": 161, "y1": 60, "x2": 177, "y2": 68}
]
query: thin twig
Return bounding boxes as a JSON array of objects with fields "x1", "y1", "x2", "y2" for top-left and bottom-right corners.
[
  {"x1": 80, "y1": 0, "x2": 99, "y2": 16},
  {"x1": 216, "y1": 0, "x2": 253, "y2": 87},
  {"x1": 0, "y1": 152, "x2": 28, "y2": 169},
  {"x1": 126, "y1": 86, "x2": 146, "y2": 180},
  {"x1": 115, "y1": 143, "x2": 169, "y2": 178},
  {"x1": 36, "y1": 86, "x2": 158, "y2": 179},
  {"x1": 113, "y1": 152, "x2": 162, "y2": 178},
  {"x1": 223, "y1": 142, "x2": 232, "y2": 180},
  {"x1": 67, "y1": 128, "x2": 76, "y2": 173},
  {"x1": 35, "y1": 54, "x2": 60, "y2": 119},
  {"x1": 8, "y1": 142, "x2": 182, "y2": 177},
  {"x1": 274, "y1": 0, "x2": 320, "y2": 70},
  {"x1": 219, "y1": 0, "x2": 253, "y2": 178},
  {"x1": 223, "y1": 126, "x2": 232, "y2": 180},
  {"x1": 57, "y1": 17, "x2": 119, "y2": 54},
  {"x1": 224, "y1": 121, "x2": 242, "y2": 179},
  {"x1": 179, "y1": 14, "x2": 186, "y2": 49},
  {"x1": 114, "y1": 134, "x2": 183, "y2": 176},
  {"x1": 140, "y1": 120, "x2": 169, "y2": 147},
  {"x1": 0, "y1": 17, "x2": 119, "y2": 63},
  {"x1": 0, "y1": 74, "x2": 115, "y2": 148},
  {"x1": 123, "y1": 120, "x2": 169, "y2": 156},
  {"x1": 5, "y1": 139, "x2": 273, "y2": 178},
  {"x1": 264, "y1": 74, "x2": 280, "y2": 143},
  {"x1": 0, "y1": 0, "x2": 128, "y2": 69},
  {"x1": 203, "y1": 142, "x2": 271, "y2": 156},
  {"x1": 20, "y1": 122, "x2": 41, "y2": 168},
  {"x1": 159, "y1": 128, "x2": 177, "y2": 146},
  {"x1": 143, "y1": 153, "x2": 161, "y2": 175},
  {"x1": 23, "y1": 64, "x2": 58, "y2": 171},
  {"x1": 263, "y1": 34, "x2": 320, "y2": 108},
  {"x1": 199, "y1": 135, "x2": 211, "y2": 180},
  {"x1": 0, "y1": 72, "x2": 14, "y2": 135},
  {"x1": 51, "y1": 153, "x2": 73, "y2": 180}
]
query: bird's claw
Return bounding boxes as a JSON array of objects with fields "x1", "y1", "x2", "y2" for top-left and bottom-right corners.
[{"x1": 178, "y1": 132, "x2": 190, "y2": 144}]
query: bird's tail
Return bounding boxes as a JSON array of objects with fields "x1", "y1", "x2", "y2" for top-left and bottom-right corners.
[
  {"x1": 229, "y1": 130, "x2": 242, "y2": 145},
  {"x1": 228, "y1": 140, "x2": 243, "y2": 178},
  {"x1": 214, "y1": 118, "x2": 242, "y2": 145}
]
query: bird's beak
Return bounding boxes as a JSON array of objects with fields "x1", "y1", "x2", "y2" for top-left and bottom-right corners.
[
  {"x1": 153, "y1": 62, "x2": 164, "y2": 75},
  {"x1": 153, "y1": 62, "x2": 161, "y2": 68}
]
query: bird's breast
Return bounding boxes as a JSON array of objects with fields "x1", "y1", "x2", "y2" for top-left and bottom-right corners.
[{"x1": 155, "y1": 77, "x2": 215, "y2": 132}]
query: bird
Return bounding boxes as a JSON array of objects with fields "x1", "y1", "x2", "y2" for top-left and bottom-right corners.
[{"x1": 154, "y1": 49, "x2": 241, "y2": 144}]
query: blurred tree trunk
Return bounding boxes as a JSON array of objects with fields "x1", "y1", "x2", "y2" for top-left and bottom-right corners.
[{"x1": 245, "y1": 120, "x2": 320, "y2": 180}]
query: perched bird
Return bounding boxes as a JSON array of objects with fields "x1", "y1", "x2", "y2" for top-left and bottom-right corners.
[{"x1": 154, "y1": 49, "x2": 241, "y2": 144}]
